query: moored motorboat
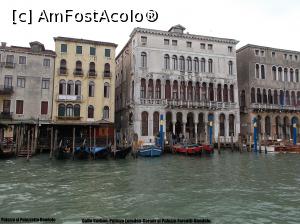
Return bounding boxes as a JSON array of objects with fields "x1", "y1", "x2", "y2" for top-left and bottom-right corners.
[
  {"x1": 111, "y1": 146, "x2": 131, "y2": 159},
  {"x1": 173, "y1": 144, "x2": 202, "y2": 155},
  {"x1": 56, "y1": 146, "x2": 72, "y2": 160},
  {"x1": 138, "y1": 144, "x2": 162, "y2": 157},
  {"x1": 202, "y1": 144, "x2": 214, "y2": 154}
]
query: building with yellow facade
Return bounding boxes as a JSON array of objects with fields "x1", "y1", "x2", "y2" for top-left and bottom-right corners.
[{"x1": 52, "y1": 37, "x2": 117, "y2": 144}]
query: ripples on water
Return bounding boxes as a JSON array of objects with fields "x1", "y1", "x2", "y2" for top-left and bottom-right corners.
[{"x1": 0, "y1": 152, "x2": 300, "y2": 224}]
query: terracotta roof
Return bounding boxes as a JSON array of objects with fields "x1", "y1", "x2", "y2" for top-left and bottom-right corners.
[{"x1": 54, "y1": 36, "x2": 117, "y2": 47}]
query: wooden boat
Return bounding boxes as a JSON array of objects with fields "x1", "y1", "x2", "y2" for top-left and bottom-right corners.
[
  {"x1": 90, "y1": 146, "x2": 109, "y2": 159},
  {"x1": 74, "y1": 146, "x2": 90, "y2": 160},
  {"x1": 55, "y1": 141, "x2": 72, "y2": 160},
  {"x1": 0, "y1": 148, "x2": 15, "y2": 159},
  {"x1": 111, "y1": 146, "x2": 131, "y2": 159},
  {"x1": 138, "y1": 144, "x2": 162, "y2": 157}
]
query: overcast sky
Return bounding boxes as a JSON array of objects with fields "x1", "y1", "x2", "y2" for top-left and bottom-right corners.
[{"x1": 1, "y1": 0, "x2": 300, "y2": 53}]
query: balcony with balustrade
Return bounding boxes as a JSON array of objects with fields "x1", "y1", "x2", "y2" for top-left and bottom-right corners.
[
  {"x1": 56, "y1": 94, "x2": 83, "y2": 102},
  {"x1": 139, "y1": 98, "x2": 237, "y2": 110},
  {"x1": 250, "y1": 103, "x2": 300, "y2": 112},
  {"x1": 0, "y1": 85, "x2": 14, "y2": 95},
  {"x1": 0, "y1": 112, "x2": 13, "y2": 119}
]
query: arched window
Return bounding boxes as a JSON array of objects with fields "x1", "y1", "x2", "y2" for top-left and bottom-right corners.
[
  {"x1": 104, "y1": 63, "x2": 111, "y2": 77},
  {"x1": 104, "y1": 82, "x2": 110, "y2": 98},
  {"x1": 290, "y1": 69, "x2": 294, "y2": 82},
  {"x1": 208, "y1": 59, "x2": 213, "y2": 73},
  {"x1": 195, "y1": 82, "x2": 200, "y2": 101},
  {"x1": 103, "y1": 106, "x2": 109, "y2": 119},
  {"x1": 165, "y1": 80, "x2": 171, "y2": 100},
  {"x1": 75, "y1": 80, "x2": 81, "y2": 96},
  {"x1": 60, "y1": 59, "x2": 67, "y2": 74},
  {"x1": 296, "y1": 69, "x2": 299, "y2": 83},
  {"x1": 268, "y1": 89, "x2": 273, "y2": 104},
  {"x1": 194, "y1": 57, "x2": 199, "y2": 73},
  {"x1": 66, "y1": 104, "x2": 73, "y2": 117},
  {"x1": 58, "y1": 104, "x2": 65, "y2": 117},
  {"x1": 155, "y1": 80, "x2": 161, "y2": 99},
  {"x1": 173, "y1": 80, "x2": 178, "y2": 99},
  {"x1": 89, "y1": 62, "x2": 96, "y2": 76},
  {"x1": 217, "y1": 84, "x2": 222, "y2": 102},
  {"x1": 148, "y1": 79, "x2": 154, "y2": 99},
  {"x1": 291, "y1": 91, "x2": 296, "y2": 106},
  {"x1": 229, "y1": 114, "x2": 235, "y2": 136},
  {"x1": 164, "y1": 54, "x2": 170, "y2": 70},
  {"x1": 263, "y1": 89, "x2": 267, "y2": 104},
  {"x1": 179, "y1": 56, "x2": 185, "y2": 71},
  {"x1": 209, "y1": 83, "x2": 214, "y2": 101},
  {"x1": 223, "y1": 84, "x2": 228, "y2": 102},
  {"x1": 251, "y1": 87, "x2": 255, "y2": 103},
  {"x1": 201, "y1": 58, "x2": 206, "y2": 72},
  {"x1": 67, "y1": 80, "x2": 74, "y2": 95},
  {"x1": 278, "y1": 67, "x2": 283, "y2": 81},
  {"x1": 228, "y1": 61, "x2": 233, "y2": 75},
  {"x1": 153, "y1": 112, "x2": 160, "y2": 136},
  {"x1": 187, "y1": 57, "x2": 192, "y2": 72},
  {"x1": 261, "y1": 65, "x2": 265, "y2": 79},
  {"x1": 59, "y1": 80, "x2": 66, "y2": 95},
  {"x1": 75, "y1": 61, "x2": 82, "y2": 75},
  {"x1": 140, "y1": 78, "x2": 146, "y2": 98},
  {"x1": 286, "y1": 90, "x2": 290, "y2": 105},
  {"x1": 284, "y1": 68, "x2": 288, "y2": 81},
  {"x1": 187, "y1": 81, "x2": 193, "y2": 101},
  {"x1": 257, "y1": 88, "x2": 262, "y2": 103},
  {"x1": 141, "y1": 52, "x2": 147, "y2": 68},
  {"x1": 274, "y1": 90, "x2": 278, "y2": 105},
  {"x1": 74, "y1": 104, "x2": 80, "y2": 117},
  {"x1": 88, "y1": 81, "x2": 95, "y2": 97},
  {"x1": 241, "y1": 90, "x2": 246, "y2": 107},
  {"x1": 265, "y1": 116, "x2": 271, "y2": 136},
  {"x1": 255, "y1": 64, "x2": 260, "y2": 78},
  {"x1": 272, "y1": 66, "x2": 277, "y2": 80},
  {"x1": 219, "y1": 114, "x2": 225, "y2": 136},
  {"x1": 180, "y1": 81, "x2": 185, "y2": 100},
  {"x1": 230, "y1": 85, "x2": 234, "y2": 102},
  {"x1": 202, "y1": 82, "x2": 207, "y2": 100},
  {"x1": 172, "y1": 55, "x2": 178, "y2": 70},
  {"x1": 280, "y1": 90, "x2": 284, "y2": 105},
  {"x1": 141, "y1": 111, "x2": 148, "y2": 136},
  {"x1": 88, "y1": 105, "x2": 94, "y2": 118}
]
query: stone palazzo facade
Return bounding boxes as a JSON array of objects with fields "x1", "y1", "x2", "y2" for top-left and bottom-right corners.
[
  {"x1": 116, "y1": 25, "x2": 240, "y2": 143},
  {"x1": 237, "y1": 44, "x2": 300, "y2": 141}
]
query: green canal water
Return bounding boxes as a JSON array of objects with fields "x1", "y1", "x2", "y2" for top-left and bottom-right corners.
[{"x1": 0, "y1": 152, "x2": 300, "y2": 224}]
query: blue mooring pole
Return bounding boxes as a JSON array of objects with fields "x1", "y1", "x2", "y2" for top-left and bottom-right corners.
[
  {"x1": 209, "y1": 121, "x2": 213, "y2": 145},
  {"x1": 292, "y1": 118, "x2": 297, "y2": 145},
  {"x1": 253, "y1": 117, "x2": 258, "y2": 153},
  {"x1": 159, "y1": 114, "x2": 164, "y2": 148}
]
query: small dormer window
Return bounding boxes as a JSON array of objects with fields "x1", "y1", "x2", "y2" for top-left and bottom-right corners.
[
  {"x1": 208, "y1": 44, "x2": 213, "y2": 50},
  {"x1": 186, "y1": 41, "x2": 192, "y2": 48},
  {"x1": 164, "y1": 39, "x2": 170, "y2": 45},
  {"x1": 255, "y1": 50, "x2": 259, "y2": 56},
  {"x1": 272, "y1": 52, "x2": 276, "y2": 57},
  {"x1": 141, "y1": 36, "x2": 147, "y2": 44},
  {"x1": 228, "y1": 46, "x2": 232, "y2": 53},
  {"x1": 172, "y1": 40, "x2": 177, "y2": 46},
  {"x1": 260, "y1": 50, "x2": 265, "y2": 56},
  {"x1": 200, "y1": 43, "x2": 205, "y2": 49}
]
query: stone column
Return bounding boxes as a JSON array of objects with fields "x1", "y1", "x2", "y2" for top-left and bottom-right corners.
[{"x1": 214, "y1": 112, "x2": 219, "y2": 143}]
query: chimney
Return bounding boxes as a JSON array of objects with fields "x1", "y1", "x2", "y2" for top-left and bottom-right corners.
[{"x1": 1, "y1": 42, "x2": 7, "y2": 47}]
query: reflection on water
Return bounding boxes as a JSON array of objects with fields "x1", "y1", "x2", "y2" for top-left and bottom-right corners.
[{"x1": 0, "y1": 152, "x2": 300, "y2": 223}]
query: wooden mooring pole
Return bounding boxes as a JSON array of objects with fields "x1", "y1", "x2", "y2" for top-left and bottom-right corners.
[
  {"x1": 49, "y1": 126, "x2": 54, "y2": 159},
  {"x1": 231, "y1": 134, "x2": 234, "y2": 152},
  {"x1": 217, "y1": 133, "x2": 221, "y2": 154},
  {"x1": 27, "y1": 128, "x2": 30, "y2": 161},
  {"x1": 72, "y1": 127, "x2": 75, "y2": 160}
]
